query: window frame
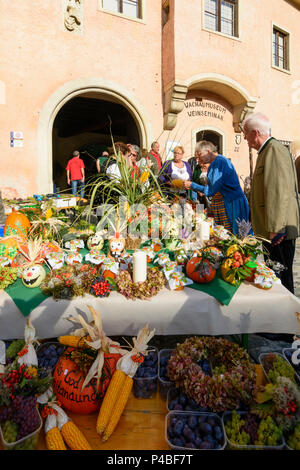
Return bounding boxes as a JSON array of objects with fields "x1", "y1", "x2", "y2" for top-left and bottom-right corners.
[
  {"x1": 99, "y1": 0, "x2": 145, "y2": 23},
  {"x1": 272, "y1": 24, "x2": 291, "y2": 73},
  {"x1": 203, "y1": 0, "x2": 239, "y2": 39}
]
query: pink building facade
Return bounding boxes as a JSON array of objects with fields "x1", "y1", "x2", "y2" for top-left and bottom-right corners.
[{"x1": 0, "y1": 0, "x2": 300, "y2": 197}]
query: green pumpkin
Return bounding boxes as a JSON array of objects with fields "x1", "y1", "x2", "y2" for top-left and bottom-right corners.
[{"x1": 22, "y1": 264, "x2": 46, "y2": 288}]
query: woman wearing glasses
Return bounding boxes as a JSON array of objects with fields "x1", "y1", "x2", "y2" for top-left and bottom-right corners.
[
  {"x1": 159, "y1": 146, "x2": 193, "y2": 199},
  {"x1": 184, "y1": 141, "x2": 251, "y2": 235}
]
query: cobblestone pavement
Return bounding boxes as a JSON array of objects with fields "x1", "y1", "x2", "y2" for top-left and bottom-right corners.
[{"x1": 293, "y1": 238, "x2": 300, "y2": 298}]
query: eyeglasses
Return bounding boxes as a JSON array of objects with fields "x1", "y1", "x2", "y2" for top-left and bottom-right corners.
[{"x1": 130, "y1": 153, "x2": 137, "y2": 158}]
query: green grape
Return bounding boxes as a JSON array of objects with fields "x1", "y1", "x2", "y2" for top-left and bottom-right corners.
[
  {"x1": 287, "y1": 423, "x2": 300, "y2": 450},
  {"x1": 267, "y1": 356, "x2": 296, "y2": 384},
  {"x1": 2, "y1": 420, "x2": 18, "y2": 443}
]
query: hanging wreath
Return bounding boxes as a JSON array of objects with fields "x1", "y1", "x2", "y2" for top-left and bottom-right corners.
[{"x1": 167, "y1": 336, "x2": 257, "y2": 412}]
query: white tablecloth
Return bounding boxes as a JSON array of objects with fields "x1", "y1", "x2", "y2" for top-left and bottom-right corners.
[{"x1": 1, "y1": 282, "x2": 300, "y2": 340}]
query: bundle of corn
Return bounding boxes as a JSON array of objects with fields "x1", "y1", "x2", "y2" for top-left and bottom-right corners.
[
  {"x1": 53, "y1": 404, "x2": 92, "y2": 450},
  {"x1": 96, "y1": 324, "x2": 155, "y2": 442}
]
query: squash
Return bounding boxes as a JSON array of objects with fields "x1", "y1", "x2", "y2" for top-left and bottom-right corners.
[
  {"x1": 185, "y1": 256, "x2": 216, "y2": 283},
  {"x1": 52, "y1": 347, "x2": 122, "y2": 415},
  {"x1": 86, "y1": 232, "x2": 104, "y2": 251},
  {"x1": 4, "y1": 209, "x2": 31, "y2": 239},
  {"x1": 22, "y1": 264, "x2": 46, "y2": 288}
]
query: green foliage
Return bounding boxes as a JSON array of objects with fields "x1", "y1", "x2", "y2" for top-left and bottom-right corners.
[{"x1": 6, "y1": 340, "x2": 26, "y2": 360}]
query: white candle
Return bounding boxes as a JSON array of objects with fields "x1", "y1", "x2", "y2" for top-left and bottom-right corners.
[
  {"x1": 200, "y1": 220, "x2": 210, "y2": 242},
  {"x1": 133, "y1": 251, "x2": 147, "y2": 283}
]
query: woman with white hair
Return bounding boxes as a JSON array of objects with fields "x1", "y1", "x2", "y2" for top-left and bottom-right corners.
[{"x1": 184, "y1": 141, "x2": 250, "y2": 235}]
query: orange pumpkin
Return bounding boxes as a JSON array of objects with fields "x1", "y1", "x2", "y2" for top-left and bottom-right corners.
[
  {"x1": 4, "y1": 209, "x2": 31, "y2": 239},
  {"x1": 52, "y1": 347, "x2": 122, "y2": 415},
  {"x1": 185, "y1": 256, "x2": 216, "y2": 283}
]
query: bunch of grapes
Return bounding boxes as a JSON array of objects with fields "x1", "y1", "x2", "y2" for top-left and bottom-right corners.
[
  {"x1": 254, "y1": 416, "x2": 282, "y2": 447},
  {"x1": 225, "y1": 411, "x2": 251, "y2": 446},
  {"x1": 1, "y1": 420, "x2": 18, "y2": 443},
  {"x1": 287, "y1": 423, "x2": 300, "y2": 450},
  {"x1": 263, "y1": 354, "x2": 296, "y2": 384},
  {"x1": 0, "y1": 395, "x2": 40, "y2": 442},
  {"x1": 241, "y1": 413, "x2": 260, "y2": 443}
]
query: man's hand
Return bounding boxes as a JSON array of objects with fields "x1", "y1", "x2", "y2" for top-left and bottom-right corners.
[
  {"x1": 183, "y1": 180, "x2": 192, "y2": 189},
  {"x1": 270, "y1": 232, "x2": 286, "y2": 246},
  {"x1": 67, "y1": 179, "x2": 70, "y2": 185}
]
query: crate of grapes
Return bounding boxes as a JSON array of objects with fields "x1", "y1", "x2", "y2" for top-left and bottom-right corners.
[
  {"x1": 222, "y1": 410, "x2": 284, "y2": 450},
  {"x1": 0, "y1": 403, "x2": 42, "y2": 450}
]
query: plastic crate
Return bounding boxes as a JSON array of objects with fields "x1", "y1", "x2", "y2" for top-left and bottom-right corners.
[
  {"x1": 282, "y1": 348, "x2": 300, "y2": 383},
  {"x1": 259, "y1": 352, "x2": 297, "y2": 384},
  {"x1": 165, "y1": 410, "x2": 226, "y2": 450},
  {"x1": 133, "y1": 347, "x2": 158, "y2": 399},
  {"x1": 167, "y1": 388, "x2": 209, "y2": 413},
  {"x1": 222, "y1": 411, "x2": 284, "y2": 450},
  {"x1": 158, "y1": 349, "x2": 175, "y2": 400},
  {"x1": 0, "y1": 408, "x2": 42, "y2": 450}
]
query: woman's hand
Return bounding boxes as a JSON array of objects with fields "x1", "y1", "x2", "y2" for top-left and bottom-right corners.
[{"x1": 183, "y1": 180, "x2": 192, "y2": 189}]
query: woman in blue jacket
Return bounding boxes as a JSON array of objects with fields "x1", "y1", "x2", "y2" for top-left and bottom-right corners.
[{"x1": 184, "y1": 141, "x2": 250, "y2": 235}]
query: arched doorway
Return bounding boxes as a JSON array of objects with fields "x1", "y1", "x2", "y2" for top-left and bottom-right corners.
[
  {"x1": 52, "y1": 94, "x2": 140, "y2": 192},
  {"x1": 191, "y1": 126, "x2": 226, "y2": 157},
  {"x1": 37, "y1": 78, "x2": 152, "y2": 194}
]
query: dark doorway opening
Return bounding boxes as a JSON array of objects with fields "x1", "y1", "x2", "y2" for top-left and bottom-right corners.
[
  {"x1": 52, "y1": 95, "x2": 140, "y2": 193},
  {"x1": 196, "y1": 130, "x2": 223, "y2": 155}
]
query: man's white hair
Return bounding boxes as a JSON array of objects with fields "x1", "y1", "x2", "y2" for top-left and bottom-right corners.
[{"x1": 243, "y1": 112, "x2": 272, "y2": 136}]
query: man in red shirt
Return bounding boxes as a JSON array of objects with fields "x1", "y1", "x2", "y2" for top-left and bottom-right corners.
[
  {"x1": 66, "y1": 150, "x2": 85, "y2": 198},
  {"x1": 148, "y1": 141, "x2": 162, "y2": 175}
]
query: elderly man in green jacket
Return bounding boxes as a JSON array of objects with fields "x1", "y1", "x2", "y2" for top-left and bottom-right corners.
[{"x1": 243, "y1": 112, "x2": 300, "y2": 294}]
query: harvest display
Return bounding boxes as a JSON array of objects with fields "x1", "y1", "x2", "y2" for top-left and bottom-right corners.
[{"x1": 0, "y1": 186, "x2": 299, "y2": 451}]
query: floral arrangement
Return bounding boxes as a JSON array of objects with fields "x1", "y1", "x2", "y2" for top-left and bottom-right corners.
[
  {"x1": 167, "y1": 336, "x2": 257, "y2": 412},
  {"x1": 0, "y1": 266, "x2": 18, "y2": 289},
  {"x1": 40, "y1": 264, "x2": 100, "y2": 300},
  {"x1": 114, "y1": 267, "x2": 165, "y2": 300}
]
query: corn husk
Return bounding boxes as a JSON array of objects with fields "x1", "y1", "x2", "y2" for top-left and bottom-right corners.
[
  {"x1": 17, "y1": 319, "x2": 38, "y2": 367},
  {"x1": 65, "y1": 306, "x2": 127, "y2": 391},
  {"x1": 116, "y1": 324, "x2": 155, "y2": 378}
]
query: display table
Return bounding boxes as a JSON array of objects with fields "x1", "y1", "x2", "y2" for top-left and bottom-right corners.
[
  {"x1": 1, "y1": 282, "x2": 300, "y2": 340},
  {"x1": 0, "y1": 366, "x2": 266, "y2": 451}
]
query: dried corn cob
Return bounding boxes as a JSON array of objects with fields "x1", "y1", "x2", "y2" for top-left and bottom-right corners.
[
  {"x1": 45, "y1": 414, "x2": 67, "y2": 451},
  {"x1": 96, "y1": 369, "x2": 127, "y2": 435},
  {"x1": 58, "y1": 335, "x2": 91, "y2": 349},
  {"x1": 102, "y1": 375, "x2": 133, "y2": 442},
  {"x1": 55, "y1": 405, "x2": 92, "y2": 450},
  {"x1": 60, "y1": 420, "x2": 92, "y2": 450},
  {"x1": 99, "y1": 324, "x2": 155, "y2": 442},
  {"x1": 46, "y1": 427, "x2": 67, "y2": 450}
]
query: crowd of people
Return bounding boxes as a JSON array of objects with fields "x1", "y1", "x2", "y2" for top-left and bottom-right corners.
[{"x1": 65, "y1": 112, "x2": 300, "y2": 295}]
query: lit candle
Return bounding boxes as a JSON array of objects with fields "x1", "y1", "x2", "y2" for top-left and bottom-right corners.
[
  {"x1": 133, "y1": 251, "x2": 147, "y2": 283},
  {"x1": 200, "y1": 219, "x2": 210, "y2": 242}
]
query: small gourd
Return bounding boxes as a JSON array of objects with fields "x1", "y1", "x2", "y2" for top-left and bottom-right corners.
[
  {"x1": 86, "y1": 232, "x2": 104, "y2": 251},
  {"x1": 22, "y1": 264, "x2": 46, "y2": 288}
]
